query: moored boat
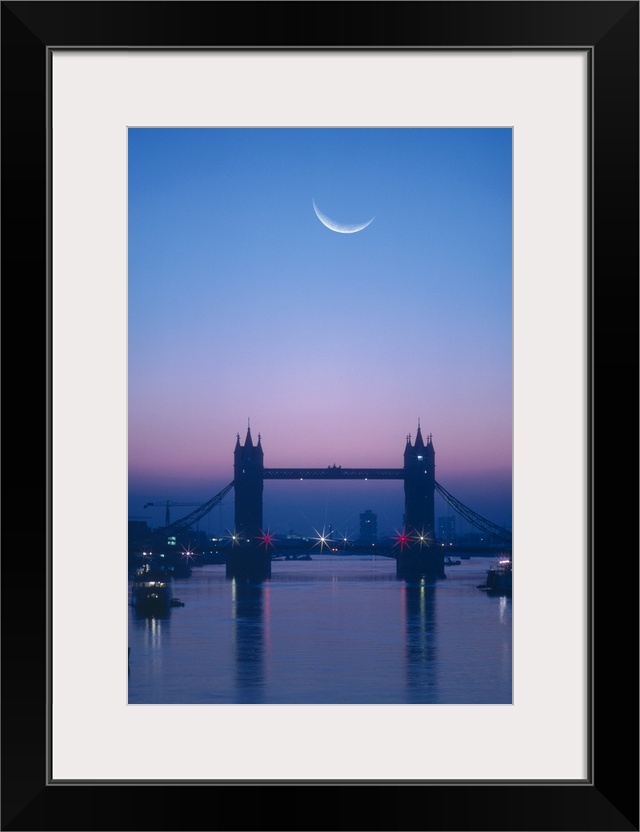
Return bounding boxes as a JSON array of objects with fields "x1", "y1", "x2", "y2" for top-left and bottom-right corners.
[
  {"x1": 130, "y1": 564, "x2": 174, "y2": 611},
  {"x1": 478, "y1": 558, "x2": 512, "y2": 595}
]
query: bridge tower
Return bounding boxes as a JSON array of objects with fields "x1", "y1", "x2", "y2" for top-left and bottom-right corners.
[
  {"x1": 403, "y1": 422, "x2": 435, "y2": 537},
  {"x1": 399, "y1": 423, "x2": 444, "y2": 579},
  {"x1": 228, "y1": 425, "x2": 270, "y2": 579},
  {"x1": 234, "y1": 425, "x2": 264, "y2": 539}
]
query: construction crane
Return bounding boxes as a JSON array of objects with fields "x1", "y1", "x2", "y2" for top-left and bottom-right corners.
[{"x1": 143, "y1": 500, "x2": 205, "y2": 528}]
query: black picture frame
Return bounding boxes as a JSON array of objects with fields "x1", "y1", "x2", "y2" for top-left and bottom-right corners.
[{"x1": 2, "y1": 2, "x2": 638, "y2": 830}]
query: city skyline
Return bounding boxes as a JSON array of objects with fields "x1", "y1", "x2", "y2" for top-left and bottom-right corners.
[{"x1": 128, "y1": 127, "x2": 512, "y2": 538}]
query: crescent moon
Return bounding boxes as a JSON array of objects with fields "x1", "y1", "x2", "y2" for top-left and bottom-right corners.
[{"x1": 312, "y1": 198, "x2": 374, "y2": 234}]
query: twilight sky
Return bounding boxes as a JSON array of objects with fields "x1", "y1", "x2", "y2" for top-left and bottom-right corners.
[{"x1": 128, "y1": 128, "x2": 512, "y2": 538}]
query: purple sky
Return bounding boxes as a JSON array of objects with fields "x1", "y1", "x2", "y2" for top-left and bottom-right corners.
[{"x1": 128, "y1": 128, "x2": 512, "y2": 538}]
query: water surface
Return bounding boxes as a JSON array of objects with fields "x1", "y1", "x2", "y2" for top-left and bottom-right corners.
[{"x1": 128, "y1": 556, "x2": 511, "y2": 705}]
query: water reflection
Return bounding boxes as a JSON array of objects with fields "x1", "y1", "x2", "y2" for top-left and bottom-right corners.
[
  {"x1": 128, "y1": 560, "x2": 511, "y2": 705},
  {"x1": 402, "y1": 579, "x2": 438, "y2": 703},
  {"x1": 231, "y1": 577, "x2": 268, "y2": 701},
  {"x1": 132, "y1": 608, "x2": 171, "y2": 650}
]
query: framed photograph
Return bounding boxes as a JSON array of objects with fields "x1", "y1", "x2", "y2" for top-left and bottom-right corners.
[{"x1": 3, "y1": 2, "x2": 637, "y2": 830}]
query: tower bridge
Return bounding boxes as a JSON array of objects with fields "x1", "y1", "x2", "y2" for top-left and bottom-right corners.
[
  {"x1": 158, "y1": 423, "x2": 511, "y2": 581},
  {"x1": 232, "y1": 422, "x2": 439, "y2": 580}
]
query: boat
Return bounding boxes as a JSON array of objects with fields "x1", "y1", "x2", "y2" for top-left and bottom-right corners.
[
  {"x1": 478, "y1": 558, "x2": 512, "y2": 595},
  {"x1": 130, "y1": 564, "x2": 174, "y2": 611},
  {"x1": 445, "y1": 556, "x2": 461, "y2": 565}
]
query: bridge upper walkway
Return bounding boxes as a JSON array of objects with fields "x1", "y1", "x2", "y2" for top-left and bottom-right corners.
[{"x1": 263, "y1": 468, "x2": 403, "y2": 480}]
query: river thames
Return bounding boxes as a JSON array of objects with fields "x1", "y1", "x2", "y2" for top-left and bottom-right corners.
[{"x1": 128, "y1": 555, "x2": 511, "y2": 705}]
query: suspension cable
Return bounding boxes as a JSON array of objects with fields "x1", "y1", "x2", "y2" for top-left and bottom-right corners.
[
  {"x1": 163, "y1": 481, "x2": 235, "y2": 530},
  {"x1": 434, "y1": 480, "x2": 511, "y2": 543}
]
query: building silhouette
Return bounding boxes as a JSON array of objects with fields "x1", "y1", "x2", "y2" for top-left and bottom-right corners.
[
  {"x1": 438, "y1": 515, "x2": 456, "y2": 544},
  {"x1": 359, "y1": 510, "x2": 378, "y2": 544}
]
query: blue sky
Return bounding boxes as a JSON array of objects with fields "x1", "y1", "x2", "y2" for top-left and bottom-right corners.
[{"x1": 128, "y1": 127, "x2": 512, "y2": 537}]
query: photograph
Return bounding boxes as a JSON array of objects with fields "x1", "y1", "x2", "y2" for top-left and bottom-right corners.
[
  {"x1": 127, "y1": 126, "x2": 513, "y2": 706},
  {"x1": 2, "y1": 0, "x2": 637, "y2": 829}
]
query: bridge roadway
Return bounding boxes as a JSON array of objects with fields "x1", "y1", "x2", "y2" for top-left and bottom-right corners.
[
  {"x1": 263, "y1": 468, "x2": 404, "y2": 480},
  {"x1": 263, "y1": 539, "x2": 511, "y2": 558},
  {"x1": 270, "y1": 540, "x2": 397, "y2": 557}
]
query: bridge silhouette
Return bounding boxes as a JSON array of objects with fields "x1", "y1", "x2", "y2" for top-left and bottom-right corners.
[{"x1": 157, "y1": 424, "x2": 511, "y2": 580}]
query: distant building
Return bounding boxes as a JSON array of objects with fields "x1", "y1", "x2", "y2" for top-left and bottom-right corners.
[
  {"x1": 128, "y1": 520, "x2": 149, "y2": 537},
  {"x1": 359, "y1": 510, "x2": 378, "y2": 544},
  {"x1": 438, "y1": 516, "x2": 456, "y2": 544},
  {"x1": 128, "y1": 520, "x2": 151, "y2": 549},
  {"x1": 128, "y1": 520, "x2": 153, "y2": 560}
]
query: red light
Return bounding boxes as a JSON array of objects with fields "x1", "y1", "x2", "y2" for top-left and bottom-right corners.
[
  {"x1": 392, "y1": 529, "x2": 412, "y2": 551},
  {"x1": 257, "y1": 529, "x2": 277, "y2": 550}
]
